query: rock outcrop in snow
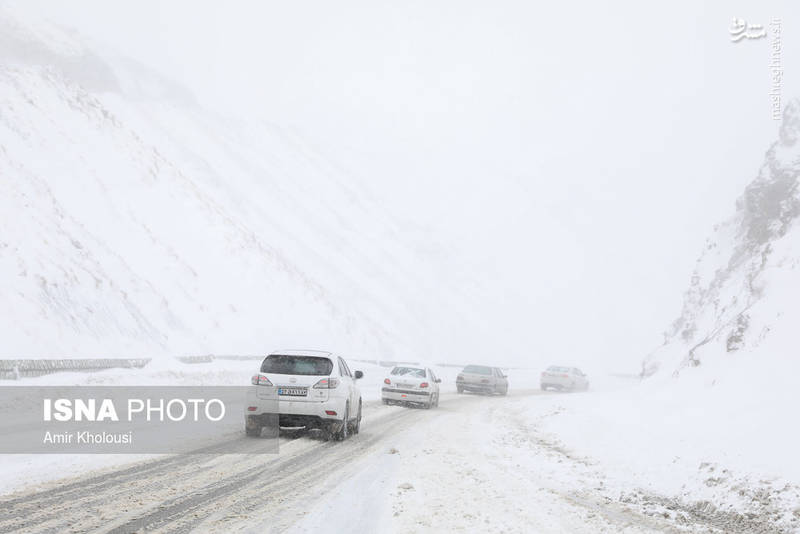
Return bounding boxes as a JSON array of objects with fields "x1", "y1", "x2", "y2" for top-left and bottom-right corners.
[{"x1": 647, "y1": 99, "x2": 800, "y2": 377}]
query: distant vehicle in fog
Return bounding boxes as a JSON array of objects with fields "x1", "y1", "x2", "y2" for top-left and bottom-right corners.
[
  {"x1": 540, "y1": 366, "x2": 589, "y2": 391},
  {"x1": 382, "y1": 366, "x2": 441, "y2": 409},
  {"x1": 456, "y1": 365, "x2": 508, "y2": 395}
]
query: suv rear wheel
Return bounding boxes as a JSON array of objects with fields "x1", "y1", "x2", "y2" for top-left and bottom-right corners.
[
  {"x1": 245, "y1": 416, "x2": 261, "y2": 437},
  {"x1": 350, "y1": 400, "x2": 362, "y2": 434},
  {"x1": 333, "y1": 403, "x2": 350, "y2": 441}
]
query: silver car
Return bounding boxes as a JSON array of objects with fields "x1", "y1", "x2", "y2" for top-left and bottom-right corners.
[
  {"x1": 540, "y1": 366, "x2": 589, "y2": 391},
  {"x1": 456, "y1": 365, "x2": 508, "y2": 395}
]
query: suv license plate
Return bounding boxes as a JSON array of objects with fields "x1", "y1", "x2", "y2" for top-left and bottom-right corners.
[{"x1": 278, "y1": 387, "x2": 308, "y2": 396}]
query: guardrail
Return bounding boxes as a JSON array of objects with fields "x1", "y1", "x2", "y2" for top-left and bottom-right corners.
[
  {"x1": 0, "y1": 359, "x2": 152, "y2": 380},
  {"x1": 0, "y1": 355, "x2": 268, "y2": 380},
  {"x1": 174, "y1": 355, "x2": 264, "y2": 363}
]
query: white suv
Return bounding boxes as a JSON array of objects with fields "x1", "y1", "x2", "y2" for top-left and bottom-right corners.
[{"x1": 245, "y1": 350, "x2": 363, "y2": 441}]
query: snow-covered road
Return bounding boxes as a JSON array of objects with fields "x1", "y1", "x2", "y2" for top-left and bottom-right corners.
[{"x1": 3, "y1": 386, "x2": 784, "y2": 534}]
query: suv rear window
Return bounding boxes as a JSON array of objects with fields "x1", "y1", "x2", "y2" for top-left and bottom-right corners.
[
  {"x1": 260, "y1": 355, "x2": 333, "y2": 376},
  {"x1": 547, "y1": 366, "x2": 570, "y2": 373},
  {"x1": 462, "y1": 365, "x2": 492, "y2": 375}
]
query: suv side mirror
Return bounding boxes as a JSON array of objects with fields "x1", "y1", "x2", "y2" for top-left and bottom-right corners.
[
  {"x1": 354, "y1": 370, "x2": 364, "y2": 380},
  {"x1": 435, "y1": 378, "x2": 442, "y2": 383}
]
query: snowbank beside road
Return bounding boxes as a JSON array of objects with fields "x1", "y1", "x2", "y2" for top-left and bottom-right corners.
[{"x1": 524, "y1": 379, "x2": 800, "y2": 532}]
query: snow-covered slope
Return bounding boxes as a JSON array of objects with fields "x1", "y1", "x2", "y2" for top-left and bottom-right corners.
[
  {"x1": 0, "y1": 9, "x2": 469, "y2": 359},
  {"x1": 646, "y1": 98, "x2": 800, "y2": 381}
]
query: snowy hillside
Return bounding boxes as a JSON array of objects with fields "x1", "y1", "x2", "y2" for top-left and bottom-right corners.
[
  {"x1": 646, "y1": 98, "x2": 800, "y2": 380},
  {"x1": 0, "y1": 9, "x2": 476, "y2": 360}
]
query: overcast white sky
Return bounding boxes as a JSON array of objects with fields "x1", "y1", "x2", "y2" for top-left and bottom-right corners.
[{"x1": 12, "y1": 0, "x2": 800, "y2": 369}]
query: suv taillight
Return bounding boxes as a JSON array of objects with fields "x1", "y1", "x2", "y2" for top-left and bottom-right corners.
[
  {"x1": 384, "y1": 378, "x2": 391, "y2": 385},
  {"x1": 251, "y1": 374, "x2": 273, "y2": 386},
  {"x1": 420, "y1": 382, "x2": 429, "y2": 388},
  {"x1": 313, "y1": 377, "x2": 340, "y2": 389}
]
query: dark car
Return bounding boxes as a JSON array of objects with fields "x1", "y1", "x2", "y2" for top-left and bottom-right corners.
[{"x1": 456, "y1": 365, "x2": 508, "y2": 395}]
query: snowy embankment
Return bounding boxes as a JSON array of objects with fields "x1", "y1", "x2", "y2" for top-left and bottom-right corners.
[{"x1": 523, "y1": 382, "x2": 800, "y2": 531}]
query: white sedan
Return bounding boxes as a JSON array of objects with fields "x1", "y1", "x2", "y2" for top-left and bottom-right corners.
[{"x1": 381, "y1": 366, "x2": 441, "y2": 409}]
